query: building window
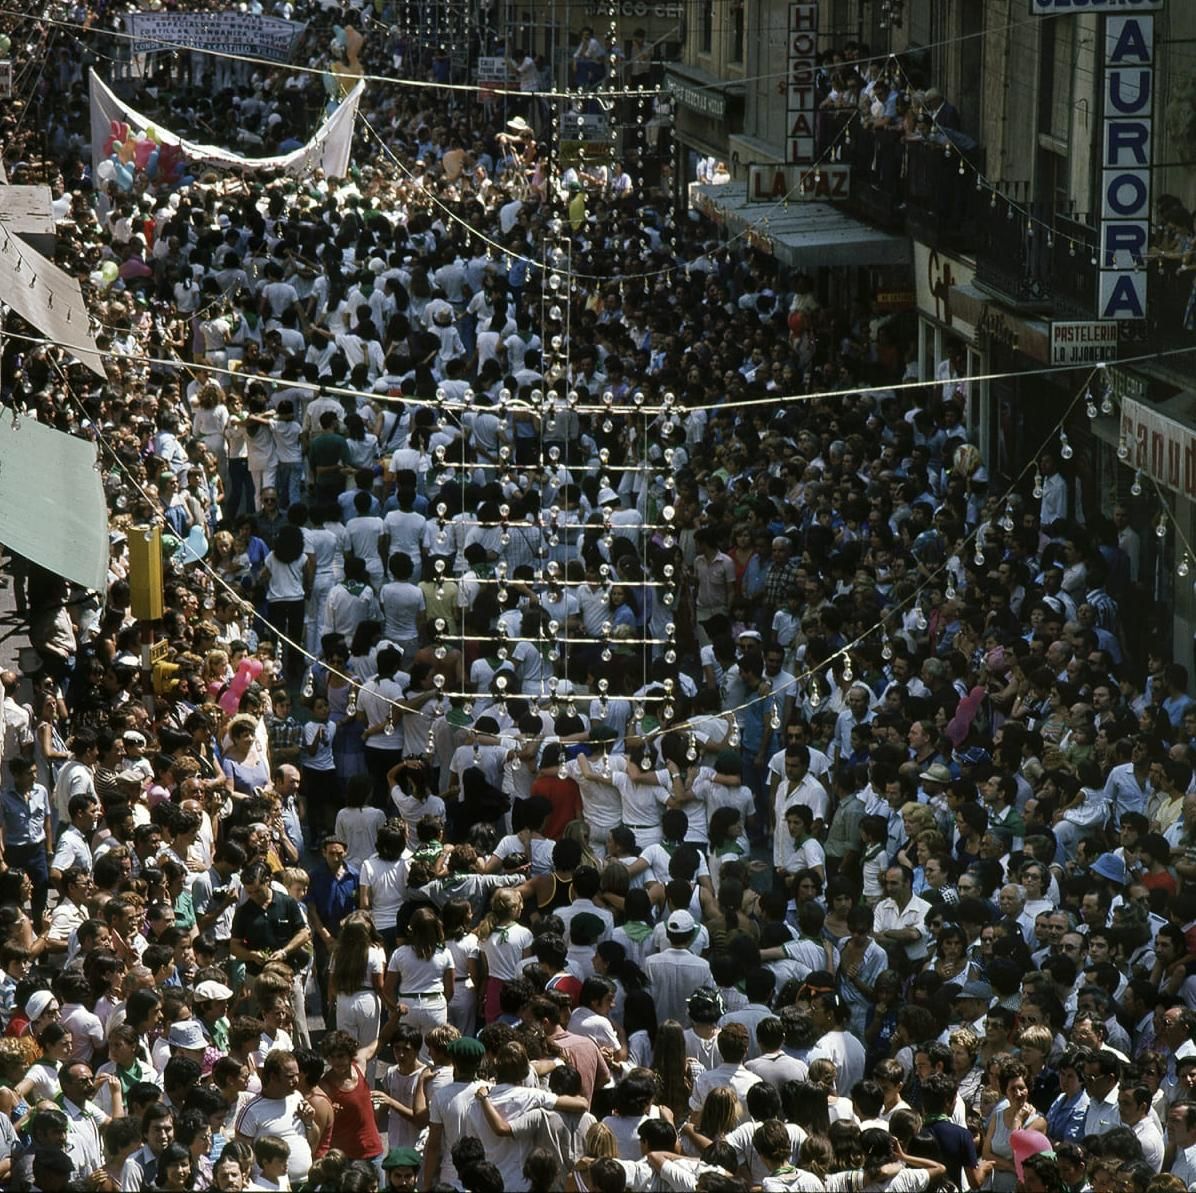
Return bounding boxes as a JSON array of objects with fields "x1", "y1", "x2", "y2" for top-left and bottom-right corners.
[
  {"x1": 730, "y1": 0, "x2": 744, "y2": 63},
  {"x1": 701, "y1": 0, "x2": 713, "y2": 53}
]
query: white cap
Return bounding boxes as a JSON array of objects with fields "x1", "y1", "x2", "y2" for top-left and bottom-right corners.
[
  {"x1": 666, "y1": 910, "x2": 696, "y2": 935},
  {"x1": 597, "y1": 487, "x2": 619, "y2": 506}
]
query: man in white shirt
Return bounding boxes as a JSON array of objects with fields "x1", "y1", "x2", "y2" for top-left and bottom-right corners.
[
  {"x1": 689, "y1": 1023, "x2": 761, "y2": 1121},
  {"x1": 1168, "y1": 1100, "x2": 1196, "y2": 1187},
  {"x1": 58, "y1": 1062, "x2": 114, "y2": 1179},
  {"x1": 644, "y1": 911, "x2": 714, "y2": 1027},
  {"x1": 465, "y1": 1043, "x2": 590, "y2": 1189},
  {"x1": 1118, "y1": 1082, "x2": 1163, "y2": 1171},
  {"x1": 1082, "y1": 1052, "x2": 1122, "y2": 1137},
  {"x1": 234, "y1": 1050, "x2": 321, "y2": 1186},
  {"x1": 872, "y1": 864, "x2": 931, "y2": 964}
]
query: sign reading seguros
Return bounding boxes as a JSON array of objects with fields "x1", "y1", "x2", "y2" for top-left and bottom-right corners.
[{"x1": 1030, "y1": 0, "x2": 1162, "y2": 11}]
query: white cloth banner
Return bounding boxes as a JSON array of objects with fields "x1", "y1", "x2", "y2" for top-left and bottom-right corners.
[
  {"x1": 89, "y1": 70, "x2": 361, "y2": 180},
  {"x1": 124, "y1": 12, "x2": 306, "y2": 61}
]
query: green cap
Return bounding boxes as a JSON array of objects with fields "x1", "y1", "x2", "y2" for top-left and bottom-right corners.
[
  {"x1": 446, "y1": 1036, "x2": 486, "y2": 1061},
  {"x1": 382, "y1": 1146, "x2": 422, "y2": 1169},
  {"x1": 714, "y1": 748, "x2": 742, "y2": 775}
]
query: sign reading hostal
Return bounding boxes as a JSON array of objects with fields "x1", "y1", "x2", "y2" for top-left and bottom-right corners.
[{"x1": 787, "y1": 3, "x2": 818, "y2": 165}]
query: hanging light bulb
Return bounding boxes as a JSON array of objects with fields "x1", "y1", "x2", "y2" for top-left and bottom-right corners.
[
  {"x1": 1086, "y1": 392, "x2": 1098, "y2": 420},
  {"x1": 1117, "y1": 436, "x2": 1130, "y2": 461},
  {"x1": 945, "y1": 584, "x2": 958, "y2": 601},
  {"x1": 345, "y1": 687, "x2": 357, "y2": 716},
  {"x1": 1156, "y1": 517, "x2": 1167, "y2": 540},
  {"x1": 1033, "y1": 472, "x2": 1044, "y2": 499},
  {"x1": 1179, "y1": 555, "x2": 1192, "y2": 578},
  {"x1": 1000, "y1": 504, "x2": 1015, "y2": 533},
  {"x1": 974, "y1": 548, "x2": 985, "y2": 567},
  {"x1": 1101, "y1": 387, "x2": 1114, "y2": 416},
  {"x1": 558, "y1": 760, "x2": 568, "y2": 780},
  {"x1": 301, "y1": 672, "x2": 314, "y2": 700},
  {"x1": 769, "y1": 703, "x2": 782, "y2": 730},
  {"x1": 1059, "y1": 432, "x2": 1073, "y2": 460},
  {"x1": 641, "y1": 750, "x2": 653, "y2": 770},
  {"x1": 686, "y1": 734, "x2": 698, "y2": 763},
  {"x1": 881, "y1": 638, "x2": 893, "y2": 661},
  {"x1": 728, "y1": 721, "x2": 741, "y2": 747},
  {"x1": 914, "y1": 606, "x2": 928, "y2": 631},
  {"x1": 1130, "y1": 471, "x2": 1143, "y2": 497},
  {"x1": 384, "y1": 707, "x2": 396, "y2": 736},
  {"x1": 808, "y1": 682, "x2": 821, "y2": 708}
]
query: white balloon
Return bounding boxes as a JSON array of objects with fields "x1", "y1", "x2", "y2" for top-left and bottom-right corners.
[{"x1": 96, "y1": 159, "x2": 117, "y2": 183}]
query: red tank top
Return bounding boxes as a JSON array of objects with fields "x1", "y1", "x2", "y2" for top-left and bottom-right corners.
[{"x1": 320, "y1": 1064, "x2": 383, "y2": 1160}]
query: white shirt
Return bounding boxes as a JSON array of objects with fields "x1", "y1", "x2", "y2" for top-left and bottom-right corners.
[
  {"x1": 809, "y1": 1029, "x2": 867, "y2": 1095},
  {"x1": 690, "y1": 1062, "x2": 762, "y2": 1118},
  {"x1": 644, "y1": 947, "x2": 713, "y2": 1026},
  {"x1": 234, "y1": 1091, "x2": 313, "y2": 1183},
  {"x1": 872, "y1": 893, "x2": 932, "y2": 960},
  {"x1": 386, "y1": 944, "x2": 454, "y2": 994}
]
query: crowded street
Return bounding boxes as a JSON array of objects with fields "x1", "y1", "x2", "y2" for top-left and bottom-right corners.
[{"x1": 0, "y1": 0, "x2": 1191, "y2": 1190}]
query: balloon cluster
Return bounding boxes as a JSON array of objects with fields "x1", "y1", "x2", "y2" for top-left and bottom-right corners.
[
  {"x1": 218, "y1": 657, "x2": 265, "y2": 715},
  {"x1": 97, "y1": 120, "x2": 190, "y2": 192}
]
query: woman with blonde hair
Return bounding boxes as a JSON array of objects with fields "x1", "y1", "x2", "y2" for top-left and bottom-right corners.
[
  {"x1": 202, "y1": 648, "x2": 231, "y2": 700},
  {"x1": 562, "y1": 818, "x2": 599, "y2": 871},
  {"x1": 329, "y1": 911, "x2": 388, "y2": 1050},
  {"x1": 476, "y1": 888, "x2": 533, "y2": 1023},
  {"x1": 680, "y1": 1085, "x2": 740, "y2": 1156},
  {"x1": 384, "y1": 906, "x2": 456, "y2": 1046}
]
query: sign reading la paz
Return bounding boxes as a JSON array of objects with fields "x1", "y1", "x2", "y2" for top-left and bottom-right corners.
[{"x1": 747, "y1": 164, "x2": 850, "y2": 203}]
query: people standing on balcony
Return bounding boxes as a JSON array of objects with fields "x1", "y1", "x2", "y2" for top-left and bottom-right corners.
[
  {"x1": 573, "y1": 28, "x2": 607, "y2": 90},
  {"x1": 924, "y1": 87, "x2": 961, "y2": 133}
]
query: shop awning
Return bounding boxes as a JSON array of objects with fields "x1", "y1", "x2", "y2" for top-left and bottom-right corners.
[{"x1": 690, "y1": 182, "x2": 912, "y2": 267}]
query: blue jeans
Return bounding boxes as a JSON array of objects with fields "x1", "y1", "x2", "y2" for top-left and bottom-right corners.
[
  {"x1": 8, "y1": 841, "x2": 49, "y2": 925},
  {"x1": 275, "y1": 462, "x2": 302, "y2": 510},
  {"x1": 225, "y1": 458, "x2": 254, "y2": 518}
]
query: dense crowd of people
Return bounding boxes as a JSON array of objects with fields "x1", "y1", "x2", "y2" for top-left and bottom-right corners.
[{"x1": 0, "y1": 3, "x2": 1190, "y2": 1193}]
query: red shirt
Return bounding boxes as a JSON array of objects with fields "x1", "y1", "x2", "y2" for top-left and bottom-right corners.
[
  {"x1": 320, "y1": 1064, "x2": 383, "y2": 1160},
  {"x1": 532, "y1": 773, "x2": 582, "y2": 839}
]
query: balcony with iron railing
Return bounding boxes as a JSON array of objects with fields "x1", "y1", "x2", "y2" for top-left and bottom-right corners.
[{"x1": 814, "y1": 110, "x2": 987, "y2": 253}]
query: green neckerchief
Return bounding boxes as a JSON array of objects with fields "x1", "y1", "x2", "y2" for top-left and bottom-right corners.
[
  {"x1": 770, "y1": 1164, "x2": 798, "y2": 1177},
  {"x1": 116, "y1": 1059, "x2": 148, "y2": 1094},
  {"x1": 863, "y1": 842, "x2": 885, "y2": 861},
  {"x1": 718, "y1": 840, "x2": 745, "y2": 857},
  {"x1": 344, "y1": 579, "x2": 369, "y2": 597},
  {"x1": 494, "y1": 922, "x2": 515, "y2": 944},
  {"x1": 622, "y1": 920, "x2": 653, "y2": 943}
]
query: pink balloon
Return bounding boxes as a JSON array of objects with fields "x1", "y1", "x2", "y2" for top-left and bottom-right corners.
[
  {"x1": 244, "y1": 658, "x2": 264, "y2": 680},
  {"x1": 218, "y1": 688, "x2": 241, "y2": 715},
  {"x1": 133, "y1": 137, "x2": 155, "y2": 170},
  {"x1": 1011, "y1": 1130, "x2": 1052, "y2": 1181}
]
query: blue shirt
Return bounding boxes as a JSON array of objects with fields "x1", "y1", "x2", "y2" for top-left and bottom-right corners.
[
  {"x1": 305, "y1": 861, "x2": 359, "y2": 934},
  {"x1": 1045, "y1": 1088, "x2": 1089, "y2": 1143},
  {"x1": 1, "y1": 783, "x2": 50, "y2": 847}
]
